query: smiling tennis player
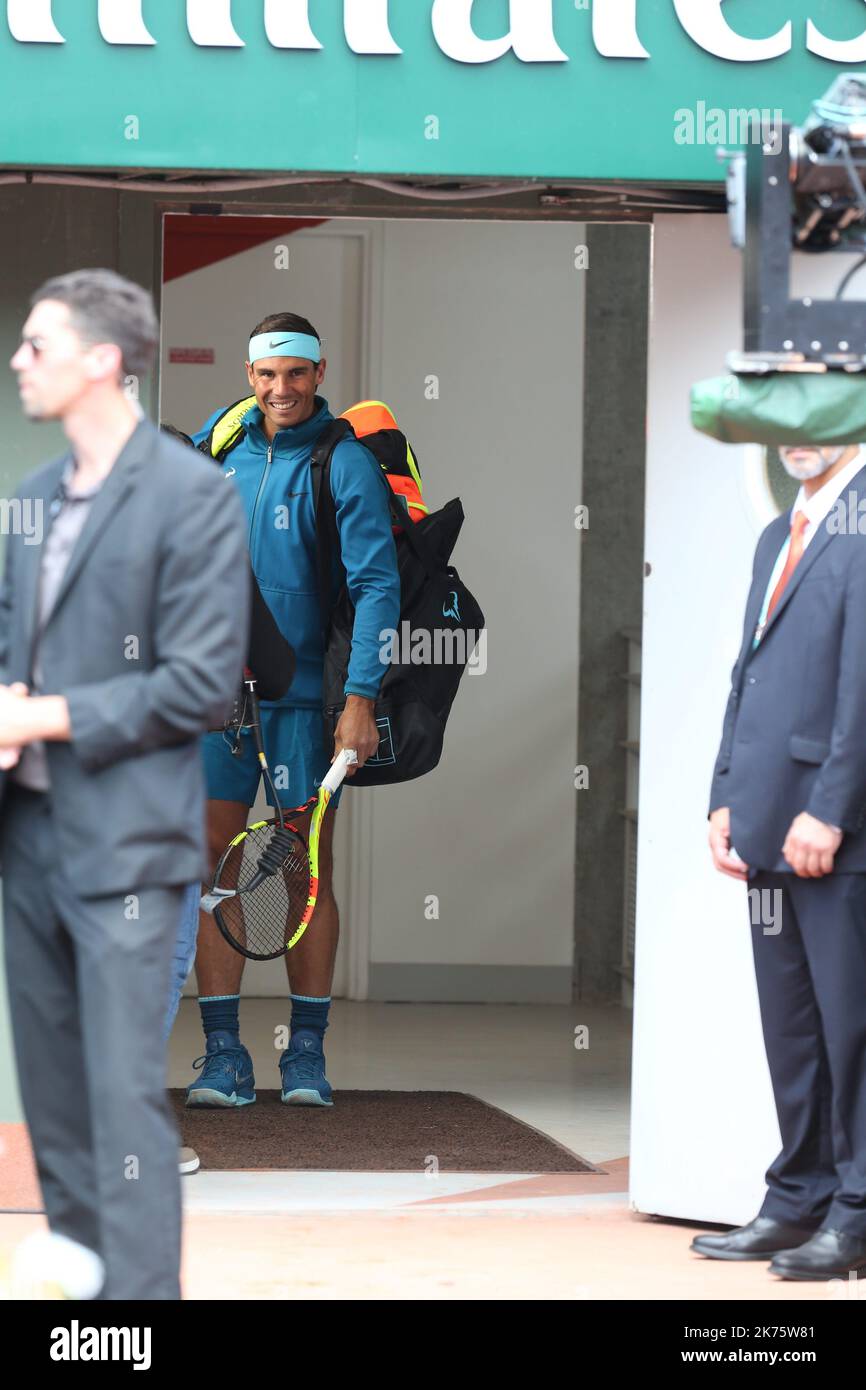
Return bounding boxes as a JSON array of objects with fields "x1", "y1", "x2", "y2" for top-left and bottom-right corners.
[{"x1": 184, "y1": 312, "x2": 400, "y2": 1109}]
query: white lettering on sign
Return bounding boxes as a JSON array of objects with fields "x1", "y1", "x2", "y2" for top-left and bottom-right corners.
[
  {"x1": 807, "y1": 6, "x2": 866, "y2": 63},
  {"x1": 264, "y1": 0, "x2": 403, "y2": 53},
  {"x1": 264, "y1": 0, "x2": 320, "y2": 51},
  {"x1": 98, "y1": 0, "x2": 155, "y2": 46},
  {"x1": 431, "y1": 0, "x2": 567, "y2": 64},
  {"x1": 7, "y1": 0, "x2": 64, "y2": 43},
  {"x1": 2, "y1": 2, "x2": 862, "y2": 64},
  {"x1": 592, "y1": 0, "x2": 649, "y2": 60},
  {"x1": 187, "y1": 0, "x2": 245, "y2": 48},
  {"x1": 672, "y1": 0, "x2": 791, "y2": 63},
  {"x1": 344, "y1": 0, "x2": 402, "y2": 56}
]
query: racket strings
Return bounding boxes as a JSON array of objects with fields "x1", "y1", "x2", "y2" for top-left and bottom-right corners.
[{"x1": 214, "y1": 822, "x2": 312, "y2": 960}]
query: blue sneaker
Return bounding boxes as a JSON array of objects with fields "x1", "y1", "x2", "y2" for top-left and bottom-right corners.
[
  {"x1": 279, "y1": 1031, "x2": 333, "y2": 1106},
  {"x1": 186, "y1": 1031, "x2": 256, "y2": 1107}
]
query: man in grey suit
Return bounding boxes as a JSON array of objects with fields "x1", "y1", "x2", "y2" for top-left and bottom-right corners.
[
  {"x1": 0, "y1": 270, "x2": 250, "y2": 1299},
  {"x1": 694, "y1": 442, "x2": 866, "y2": 1280}
]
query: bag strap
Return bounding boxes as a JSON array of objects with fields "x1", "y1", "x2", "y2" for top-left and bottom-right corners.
[
  {"x1": 311, "y1": 419, "x2": 356, "y2": 638},
  {"x1": 311, "y1": 419, "x2": 439, "y2": 638},
  {"x1": 197, "y1": 394, "x2": 256, "y2": 465}
]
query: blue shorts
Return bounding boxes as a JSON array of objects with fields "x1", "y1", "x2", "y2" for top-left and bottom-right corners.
[{"x1": 201, "y1": 705, "x2": 342, "y2": 812}]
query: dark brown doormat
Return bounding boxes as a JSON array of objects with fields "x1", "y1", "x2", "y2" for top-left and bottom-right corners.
[{"x1": 168, "y1": 1090, "x2": 596, "y2": 1174}]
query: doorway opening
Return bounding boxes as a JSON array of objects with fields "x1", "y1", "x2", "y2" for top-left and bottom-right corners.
[{"x1": 160, "y1": 206, "x2": 649, "y2": 1164}]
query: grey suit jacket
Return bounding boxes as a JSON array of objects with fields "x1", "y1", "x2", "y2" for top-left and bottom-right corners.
[
  {"x1": 709, "y1": 461, "x2": 866, "y2": 872},
  {"x1": 0, "y1": 419, "x2": 250, "y2": 894}
]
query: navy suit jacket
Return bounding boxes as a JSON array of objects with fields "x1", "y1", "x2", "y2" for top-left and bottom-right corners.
[{"x1": 709, "y1": 462, "x2": 866, "y2": 872}]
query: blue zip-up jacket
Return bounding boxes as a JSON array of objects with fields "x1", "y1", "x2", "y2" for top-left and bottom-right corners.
[{"x1": 193, "y1": 396, "x2": 400, "y2": 710}]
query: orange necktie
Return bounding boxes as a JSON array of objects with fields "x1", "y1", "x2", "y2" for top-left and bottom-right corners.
[{"x1": 765, "y1": 509, "x2": 810, "y2": 624}]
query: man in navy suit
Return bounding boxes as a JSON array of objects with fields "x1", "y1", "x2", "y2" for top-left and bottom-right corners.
[{"x1": 693, "y1": 442, "x2": 866, "y2": 1280}]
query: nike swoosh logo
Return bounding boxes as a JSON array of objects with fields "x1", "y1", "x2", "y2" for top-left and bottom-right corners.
[
  {"x1": 225, "y1": 467, "x2": 236, "y2": 478},
  {"x1": 269, "y1": 338, "x2": 295, "y2": 349}
]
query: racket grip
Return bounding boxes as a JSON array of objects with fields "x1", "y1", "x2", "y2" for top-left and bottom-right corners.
[{"x1": 322, "y1": 747, "x2": 358, "y2": 794}]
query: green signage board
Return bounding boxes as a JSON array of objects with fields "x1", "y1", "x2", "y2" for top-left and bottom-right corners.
[{"x1": 0, "y1": 1, "x2": 863, "y2": 182}]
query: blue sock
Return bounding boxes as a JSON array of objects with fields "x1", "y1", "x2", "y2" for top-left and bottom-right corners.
[
  {"x1": 290, "y1": 994, "x2": 330, "y2": 1045},
  {"x1": 199, "y1": 994, "x2": 240, "y2": 1042}
]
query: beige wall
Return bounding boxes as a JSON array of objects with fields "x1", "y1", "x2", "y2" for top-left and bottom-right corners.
[{"x1": 368, "y1": 218, "x2": 583, "y2": 995}]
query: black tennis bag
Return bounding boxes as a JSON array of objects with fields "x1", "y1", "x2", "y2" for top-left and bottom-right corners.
[{"x1": 311, "y1": 420, "x2": 485, "y2": 787}]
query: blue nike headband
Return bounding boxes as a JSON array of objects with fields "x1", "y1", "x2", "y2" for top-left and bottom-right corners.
[{"x1": 248, "y1": 332, "x2": 321, "y2": 364}]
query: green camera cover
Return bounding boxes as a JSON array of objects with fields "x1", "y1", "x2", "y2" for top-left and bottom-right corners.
[{"x1": 691, "y1": 372, "x2": 866, "y2": 446}]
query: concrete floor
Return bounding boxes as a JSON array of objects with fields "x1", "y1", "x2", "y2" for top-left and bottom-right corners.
[
  {"x1": 0, "y1": 1000, "x2": 837, "y2": 1300},
  {"x1": 0, "y1": 1199, "x2": 840, "y2": 1301}
]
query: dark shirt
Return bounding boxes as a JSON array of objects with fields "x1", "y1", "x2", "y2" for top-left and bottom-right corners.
[{"x1": 13, "y1": 460, "x2": 103, "y2": 792}]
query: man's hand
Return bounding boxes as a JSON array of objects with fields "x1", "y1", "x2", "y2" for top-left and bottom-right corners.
[
  {"x1": 782, "y1": 812, "x2": 842, "y2": 878},
  {"x1": 333, "y1": 694, "x2": 380, "y2": 775},
  {"x1": 0, "y1": 683, "x2": 29, "y2": 769},
  {"x1": 709, "y1": 806, "x2": 749, "y2": 880},
  {"x1": 0, "y1": 686, "x2": 70, "y2": 752}
]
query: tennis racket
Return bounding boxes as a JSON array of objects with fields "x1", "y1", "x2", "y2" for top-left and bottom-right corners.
[{"x1": 200, "y1": 673, "x2": 357, "y2": 960}]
